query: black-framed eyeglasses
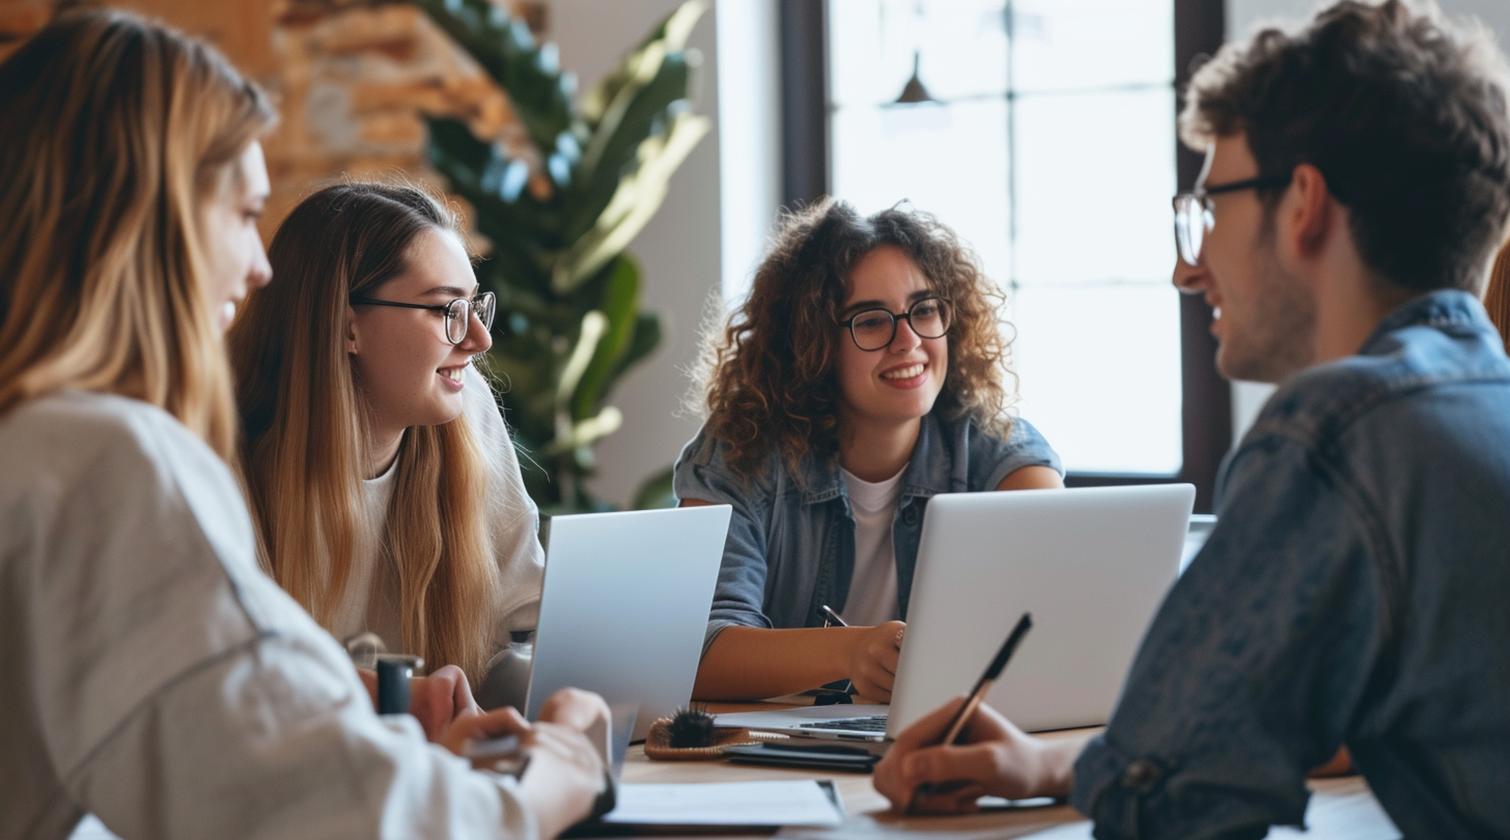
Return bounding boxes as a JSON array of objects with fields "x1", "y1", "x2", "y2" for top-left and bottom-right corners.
[
  {"x1": 839, "y1": 296, "x2": 952, "y2": 351},
  {"x1": 349, "y1": 291, "x2": 496, "y2": 345},
  {"x1": 1171, "y1": 175, "x2": 1291, "y2": 267}
]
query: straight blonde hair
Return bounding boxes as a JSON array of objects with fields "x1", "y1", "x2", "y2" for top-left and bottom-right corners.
[
  {"x1": 0, "y1": 10, "x2": 274, "y2": 458},
  {"x1": 229, "y1": 183, "x2": 501, "y2": 681}
]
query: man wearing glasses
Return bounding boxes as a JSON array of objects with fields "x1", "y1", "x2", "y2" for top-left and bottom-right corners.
[{"x1": 875, "y1": 2, "x2": 1510, "y2": 837}]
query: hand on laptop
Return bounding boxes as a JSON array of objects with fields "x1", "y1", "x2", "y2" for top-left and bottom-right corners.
[
  {"x1": 845, "y1": 620, "x2": 906, "y2": 702},
  {"x1": 873, "y1": 696, "x2": 1078, "y2": 814},
  {"x1": 358, "y1": 664, "x2": 483, "y2": 741},
  {"x1": 437, "y1": 691, "x2": 610, "y2": 839}
]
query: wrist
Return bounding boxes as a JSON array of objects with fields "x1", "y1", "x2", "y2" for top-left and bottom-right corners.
[{"x1": 1026, "y1": 736, "x2": 1077, "y2": 798}]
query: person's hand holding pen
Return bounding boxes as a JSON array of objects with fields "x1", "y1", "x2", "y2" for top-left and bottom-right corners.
[
  {"x1": 822, "y1": 604, "x2": 907, "y2": 703},
  {"x1": 873, "y1": 613, "x2": 1084, "y2": 814},
  {"x1": 873, "y1": 698, "x2": 1077, "y2": 813}
]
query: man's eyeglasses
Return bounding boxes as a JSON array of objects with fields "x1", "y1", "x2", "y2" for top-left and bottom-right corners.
[
  {"x1": 839, "y1": 297, "x2": 952, "y2": 352},
  {"x1": 349, "y1": 291, "x2": 496, "y2": 345},
  {"x1": 1171, "y1": 175, "x2": 1290, "y2": 266}
]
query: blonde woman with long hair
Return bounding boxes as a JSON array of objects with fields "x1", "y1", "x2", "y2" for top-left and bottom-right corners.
[
  {"x1": 229, "y1": 182, "x2": 545, "y2": 733},
  {"x1": 0, "y1": 10, "x2": 605, "y2": 838}
]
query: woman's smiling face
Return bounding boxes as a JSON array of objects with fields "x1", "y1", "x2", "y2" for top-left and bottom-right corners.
[{"x1": 834, "y1": 245, "x2": 949, "y2": 430}]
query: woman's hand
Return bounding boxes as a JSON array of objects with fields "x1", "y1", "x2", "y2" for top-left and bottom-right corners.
[
  {"x1": 843, "y1": 621, "x2": 906, "y2": 702},
  {"x1": 873, "y1": 697, "x2": 1076, "y2": 814},
  {"x1": 357, "y1": 664, "x2": 484, "y2": 741},
  {"x1": 438, "y1": 688, "x2": 610, "y2": 838}
]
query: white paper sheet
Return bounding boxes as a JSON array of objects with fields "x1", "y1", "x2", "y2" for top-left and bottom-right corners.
[{"x1": 600, "y1": 780, "x2": 844, "y2": 827}]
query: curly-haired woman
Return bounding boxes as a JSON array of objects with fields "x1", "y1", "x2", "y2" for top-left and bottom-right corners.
[{"x1": 677, "y1": 199, "x2": 1063, "y2": 702}]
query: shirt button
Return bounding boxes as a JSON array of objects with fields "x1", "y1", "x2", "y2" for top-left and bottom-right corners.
[
  {"x1": 1120, "y1": 759, "x2": 1162, "y2": 791},
  {"x1": 902, "y1": 507, "x2": 919, "y2": 526}
]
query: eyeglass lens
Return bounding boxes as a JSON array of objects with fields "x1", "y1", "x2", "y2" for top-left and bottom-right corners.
[
  {"x1": 444, "y1": 293, "x2": 496, "y2": 345},
  {"x1": 850, "y1": 298, "x2": 952, "y2": 351}
]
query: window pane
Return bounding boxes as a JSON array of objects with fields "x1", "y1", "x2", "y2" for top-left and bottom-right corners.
[
  {"x1": 830, "y1": 100, "x2": 1010, "y2": 279},
  {"x1": 828, "y1": 0, "x2": 1008, "y2": 108},
  {"x1": 1009, "y1": 283, "x2": 1183, "y2": 474},
  {"x1": 1010, "y1": 0, "x2": 1173, "y2": 93},
  {"x1": 1013, "y1": 88, "x2": 1176, "y2": 286},
  {"x1": 823, "y1": 0, "x2": 1182, "y2": 478}
]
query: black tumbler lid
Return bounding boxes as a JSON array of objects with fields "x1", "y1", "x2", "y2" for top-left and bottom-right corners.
[{"x1": 376, "y1": 658, "x2": 413, "y2": 716}]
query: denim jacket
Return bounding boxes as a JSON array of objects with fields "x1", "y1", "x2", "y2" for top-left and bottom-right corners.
[
  {"x1": 673, "y1": 411, "x2": 1061, "y2": 654},
  {"x1": 1073, "y1": 290, "x2": 1510, "y2": 839}
]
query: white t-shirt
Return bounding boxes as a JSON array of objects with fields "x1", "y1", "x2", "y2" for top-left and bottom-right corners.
[
  {"x1": 331, "y1": 364, "x2": 546, "y2": 662},
  {"x1": 839, "y1": 464, "x2": 905, "y2": 626},
  {"x1": 0, "y1": 390, "x2": 539, "y2": 838}
]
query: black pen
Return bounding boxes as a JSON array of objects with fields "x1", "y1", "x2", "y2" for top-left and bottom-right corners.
[
  {"x1": 819, "y1": 604, "x2": 855, "y2": 696},
  {"x1": 905, "y1": 612, "x2": 1033, "y2": 814}
]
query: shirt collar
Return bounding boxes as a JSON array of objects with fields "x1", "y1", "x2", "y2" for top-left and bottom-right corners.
[
  {"x1": 798, "y1": 412, "x2": 955, "y2": 506},
  {"x1": 1360, "y1": 289, "x2": 1494, "y2": 354}
]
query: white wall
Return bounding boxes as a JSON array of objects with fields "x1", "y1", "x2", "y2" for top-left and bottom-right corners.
[
  {"x1": 1224, "y1": 0, "x2": 1510, "y2": 445},
  {"x1": 547, "y1": 0, "x2": 781, "y2": 507}
]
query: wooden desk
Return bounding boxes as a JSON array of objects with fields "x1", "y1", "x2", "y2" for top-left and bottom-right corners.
[{"x1": 593, "y1": 708, "x2": 1396, "y2": 838}]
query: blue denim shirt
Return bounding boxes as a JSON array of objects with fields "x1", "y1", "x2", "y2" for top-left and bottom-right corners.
[
  {"x1": 1073, "y1": 290, "x2": 1510, "y2": 839},
  {"x1": 673, "y1": 411, "x2": 1061, "y2": 654}
]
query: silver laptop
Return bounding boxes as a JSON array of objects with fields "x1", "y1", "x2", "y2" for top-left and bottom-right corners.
[
  {"x1": 714, "y1": 485, "x2": 1194, "y2": 742},
  {"x1": 525, "y1": 505, "x2": 731, "y2": 742}
]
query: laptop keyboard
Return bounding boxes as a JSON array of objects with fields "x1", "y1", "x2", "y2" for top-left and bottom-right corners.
[{"x1": 797, "y1": 715, "x2": 889, "y2": 732}]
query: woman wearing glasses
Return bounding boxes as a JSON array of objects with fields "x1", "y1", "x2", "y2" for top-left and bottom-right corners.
[
  {"x1": 229, "y1": 182, "x2": 544, "y2": 736},
  {"x1": 1, "y1": 14, "x2": 606, "y2": 838},
  {"x1": 678, "y1": 200, "x2": 1063, "y2": 702}
]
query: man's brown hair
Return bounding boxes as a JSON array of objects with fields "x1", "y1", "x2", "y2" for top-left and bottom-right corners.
[{"x1": 1180, "y1": 0, "x2": 1510, "y2": 294}]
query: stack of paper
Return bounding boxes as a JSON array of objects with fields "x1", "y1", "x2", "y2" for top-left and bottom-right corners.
[{"x1": 599, "y1": 780, "x2": 844, "y2": 828}]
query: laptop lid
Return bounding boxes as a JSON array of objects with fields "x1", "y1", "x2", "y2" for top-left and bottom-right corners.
[
  {"x1": 525, "y1": 505, "x2": 731, "y2": 742},
  {"x1": 887, "y1": 484, "x2": 1194, "y2": 735}
]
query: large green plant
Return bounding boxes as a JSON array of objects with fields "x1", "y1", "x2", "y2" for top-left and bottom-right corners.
[{"x1": 414, "y1": 0, "x2": 708, "y2": 512}]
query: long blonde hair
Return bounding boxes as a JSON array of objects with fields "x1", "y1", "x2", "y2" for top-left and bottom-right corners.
[
  {"x1": 0, "y1": 10, "x2": 274, "y2": 459},
  {"x1": 229, "y1": 183, "x2": 501, "y2": 681}
]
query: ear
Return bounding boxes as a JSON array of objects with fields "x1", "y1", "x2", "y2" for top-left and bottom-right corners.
[
  {"x1": 1280, "y1": 163, "x2": 1334, "y2": 264},
  {"x1": 345, "y1": 305, "x2": 360, "y2": 355}
]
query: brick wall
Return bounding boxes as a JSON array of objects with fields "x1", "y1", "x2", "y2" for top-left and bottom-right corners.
[{"x1": 0, "y1": 0, "x2": 538, "y2": 238}]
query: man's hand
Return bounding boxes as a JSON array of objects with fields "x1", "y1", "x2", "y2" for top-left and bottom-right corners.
[{"x1": 873, "y1": 697, "x2": 1075, "y2": 814}]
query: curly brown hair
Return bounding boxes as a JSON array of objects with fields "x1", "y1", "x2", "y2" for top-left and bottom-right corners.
[
  {"x1": 692, "y1": 199, "x2": 1017, "y2": 483},
  {"x1": 1179, "y1": 0, "x2": 1510, "y2": 294}
]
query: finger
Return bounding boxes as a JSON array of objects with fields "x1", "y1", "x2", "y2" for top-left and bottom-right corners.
[
  {"x1": 539, "y1": 688, "x2": 610, "y2": 732},
  {"x1": 457, "y1": 706, "x2": 532, "y2": 741},
  {"x1": 408, "y1": 681, "x2": 451, "y2": 741},
  {"x1": 889, "y1": 697, "x2": 967, "y2": 752},
  {"x1": 911, "y1": 784, "x2": 986, "y2": 815},
  {"x1": 356, "y1": 668, "x2": 379, "y2": 707},
  {"x1": 530, "y1": 724, "x2": 607, "y2": 779},
  {"x1": 421, "y1": 666, "x2": 473, "y2": 720},
  {"x1": 903, "y1": 742, "x2": 1011, "y2": 791},
  {"x1": 432, "y1": 665, "x2": 482, "y2": 719},
  {"x1": 872, "y1": 751, "x2": 914, "y2": 806}
]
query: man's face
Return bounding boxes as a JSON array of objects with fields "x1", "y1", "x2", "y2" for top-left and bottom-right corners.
[{"x1": 1179, "y1": 133, "x2": 1315, "y2": 383}]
